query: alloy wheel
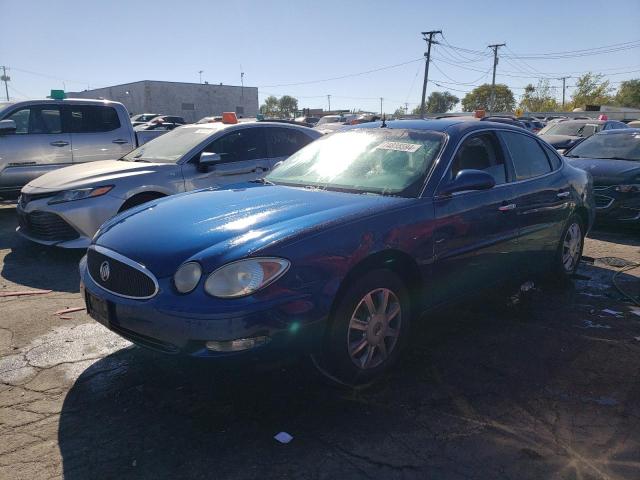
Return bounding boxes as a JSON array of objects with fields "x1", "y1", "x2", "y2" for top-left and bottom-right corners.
[
  {"x1": 562, "y1": 222, "x2": 582, "y2": 272},
  {"x1": 347, "y1": 288, "x2": 402, "y2": 370}
]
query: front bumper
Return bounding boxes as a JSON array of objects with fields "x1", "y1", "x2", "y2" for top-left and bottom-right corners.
[
  {"x1": 16, "y1": 192, "x2": 123, "y2": 248},
  {"x1": 593, "y1": 186, "x2": 640, "y2": 223},
  {"x1": 79, "y1": 256, "x2": 327, "y2": 359}
]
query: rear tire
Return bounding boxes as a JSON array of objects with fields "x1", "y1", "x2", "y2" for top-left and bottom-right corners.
[
  {"x1": 118, "y1": 192, "x2": 165, "y2": 213},
  {"x1": 552, "y1": 214, "x2": 585, "y2": 282},
  {"x1": 315, "y1": 269, "x2": 412, "y2": 386}
]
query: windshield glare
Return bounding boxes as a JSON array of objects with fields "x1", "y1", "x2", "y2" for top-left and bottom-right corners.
[
  {"x1": 266, "y1": 129, "x2": 445, "y2": 196},
  {"x1": 317, "y1": 116, "x2": 342, "y2": 125},
  {"x1": 568, "y1": 133, "x2": 640, "y2": 161},
  {"x1": 123, "y1": 126, "x2": 222, "y2": 163}
]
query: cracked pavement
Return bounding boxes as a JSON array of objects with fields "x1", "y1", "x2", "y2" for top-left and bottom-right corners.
[{"x1": 0, "y1": 203, "x2": 639, "y2": 479}]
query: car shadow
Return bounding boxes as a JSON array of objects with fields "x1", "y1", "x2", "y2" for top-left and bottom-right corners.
[
  {"x1": 0, "y1": 205, "x2": 84, "y2": 293},
  {"x1": 57, "y1": 263, "x2": 640, "y2": 479}
]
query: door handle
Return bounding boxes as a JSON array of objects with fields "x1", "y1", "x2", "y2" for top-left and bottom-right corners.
[
  {"x1": 50, "y1": 140, "x2": 69, "y2": 147},
  {"x1": 498, "y1": 203, "x2": 516, "y2": 212},
  {"x1": 112, "y1": 139, "x2": 129, "y2": 145},
  {"x1": 556, "y1": 191, "x2": 570, "y2": 199}
]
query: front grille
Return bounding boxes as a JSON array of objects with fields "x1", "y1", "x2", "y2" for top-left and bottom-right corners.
[
  {"x1": 109, "y1": 323, "x2": 178, "y2": 354},
  {"x1": 87, "y1": 247, "x2": 158, "y2": 299},
  {"x1": 19, "y1": 191, "x2": 58, "y2": 208},
  {"x1": 19, "y1": 211, "x2": 79, "y2": 241},
  {"x1": 594, "y1": 194, "x2": 614, "y2": 209}
]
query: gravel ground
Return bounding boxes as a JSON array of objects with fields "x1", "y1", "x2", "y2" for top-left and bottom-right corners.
[{"x1": 0, "y1": 203, "x2": 639, "y2": 480}]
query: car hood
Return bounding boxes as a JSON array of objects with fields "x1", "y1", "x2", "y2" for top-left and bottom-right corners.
[
  {"x1": 95, "y1": 184, "x2": 411, "y2": 278},
  {"x1": 23, "y1": 160, "x2": 171, "y2": 192},
  {"x1": 539, "y1": 134, "x2": 580, "y2": 148},
  {"x1": 565, "y1": 157, "x2": 640, "y2": 186}
]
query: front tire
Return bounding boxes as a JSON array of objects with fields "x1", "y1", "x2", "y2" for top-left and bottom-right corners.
[{"x1": 317, "y1": 269, "x2": 412, "y2": 386}]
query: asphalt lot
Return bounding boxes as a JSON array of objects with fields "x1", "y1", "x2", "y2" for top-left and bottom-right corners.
[{"x1": 0, "y1": 203, "x2": 639, "y2": 480}]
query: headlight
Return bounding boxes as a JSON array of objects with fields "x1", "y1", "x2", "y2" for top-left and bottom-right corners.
[
  {"x1": 48, "y1": 185, "x2": 114, "y2": 205},
  {"x1": 204, "y1": 258, "x2": 290, "y2": 298},
  {"x1": 615, "y1": 184, "x2": 639, "y2": 193},
  {"x1": 174, "y1": 262, "x2": 202, "y2": 294}
]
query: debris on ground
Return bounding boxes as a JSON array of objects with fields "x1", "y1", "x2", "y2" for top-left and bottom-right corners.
[
  {"x1": 0, "y1": 289, "x2": 53, "y2": 297},
  {"x1": 577, "y1": 320, "x2": 612, "y2": 329},
  {"x1": 54, "y1": 307, "x2": 85, "y2": 316},
  {"x1": 274, "y1": 432, "x2": 294, "y2": 444}
]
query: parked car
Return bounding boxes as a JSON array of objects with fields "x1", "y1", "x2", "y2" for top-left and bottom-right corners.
[
  {"x1": 196, "y1": 116, "x2": 223, "y2": 124},
  {"x1": 295, "y1": 116, "x2": 321, "y2": 126},
  {"x1": 627, "y1": 120, "x2": 640, "y2": 128},
  {"x1": 80, "y1": 119, "x2": 594, "y2": 385},
  {"x1": 564, "y1": 128, "x2": 640, "y2": 224},
  {"x1": 17, "y1": 121, "x2": 321, "y2": 248},
  {"x1": 538, "y1": 119, "x2": 629, "y2": 153},
  {"x1": 517, "y1": 117, "x2": 544, "y2": 133},
  {"x1": 0, "y1": 99, "x2": 162, "y2": 199},
  {"x1": 131, "y1": 113, "x2": 160, "y2": 127}
]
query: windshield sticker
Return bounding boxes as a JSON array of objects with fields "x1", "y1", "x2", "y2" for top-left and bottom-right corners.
[
  {"x1": 376, "y1": 141, "x2": 422, "y2": 153},
  {"x1": 194, "y1": 129, "x2": 213, "y2": 134}
]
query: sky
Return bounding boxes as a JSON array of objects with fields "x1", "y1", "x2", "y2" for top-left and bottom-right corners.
[{"x1": 2, "y1": 0, "x2": 640, "y2": 113}]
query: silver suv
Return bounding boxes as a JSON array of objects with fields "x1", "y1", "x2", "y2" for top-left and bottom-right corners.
[{"x1": 0, "y1": 99, "x2": 136, "y2": 199}]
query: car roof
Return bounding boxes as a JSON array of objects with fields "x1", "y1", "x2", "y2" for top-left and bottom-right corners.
[
  {"x1": 596, "y1": 127, "x2": 640, "y2": 135},
  {"x1": 7, "y1": 98, "x2": 124, "y2": 107},
  {"x1": 347, "y1": 119, "x2": 528, "y2": 137},
  {"x1": 180, "y1": 120, "x2": 319, "y2": 133}
]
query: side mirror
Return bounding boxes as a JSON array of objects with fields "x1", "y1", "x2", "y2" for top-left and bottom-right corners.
[
  {"x1": 198, "y1": 152, "x2": 222, "y2": 172},
  {"x1": 0, "y1": 119, "x2": 17, "y2": 135},
  {"x1": 439, "y1": 169, "x2": 496, "y2": 196}
]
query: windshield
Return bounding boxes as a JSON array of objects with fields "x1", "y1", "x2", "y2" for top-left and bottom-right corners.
[
  {"x1": 0, "y1": 102, "x2": 16, "y2": 116},
  {"x1": 541, "y1": 122, "x2": 601, "y2": 136},
  {"x1": 567, "y1": 132, "x2": 640, "y2": 161},
  {"x1": 317, "y1": 116, "x2": 342, "y2": 125},
  {"x1": 123, "y1": 126, "x2": 222, "y2": 163},
  {"x1": 266, "y1": 129, "x2": 445, "y2": 197}
]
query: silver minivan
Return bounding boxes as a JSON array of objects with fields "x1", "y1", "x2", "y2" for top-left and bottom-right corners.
[{"x1": 0, "y1": 99, "x2": 135, "y2": 198}]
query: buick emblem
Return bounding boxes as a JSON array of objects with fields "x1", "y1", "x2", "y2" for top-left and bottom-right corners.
[{"x1": 99, "y1": 261, "x2": 111, "y2": 282}]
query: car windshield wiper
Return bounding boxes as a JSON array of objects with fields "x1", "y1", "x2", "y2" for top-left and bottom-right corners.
[
  {"x1": 250, "y1": 178, "x2": 276, "y2": 186},
  {"x1": 563, "y1": 154, "x2": 581, "y2": 158},
  {"x1": 598, "y1": 156, "x2": 634, "y2": 161}
]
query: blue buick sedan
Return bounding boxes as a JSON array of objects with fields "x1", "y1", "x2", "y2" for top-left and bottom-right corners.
[{"x1": 81, "y1": 119, "x2": 594, "y2": 385}]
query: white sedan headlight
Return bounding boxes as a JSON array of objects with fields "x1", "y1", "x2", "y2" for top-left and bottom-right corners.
[
  {"x1": 48, "y1": 185, "x2": 114, "y2": 205},
  {"x1": 204, "y1": 258, "x2": 290, "y2": 298},
  {"x1": 174, "y1": 262, "x2": 202, "y2": 293}
]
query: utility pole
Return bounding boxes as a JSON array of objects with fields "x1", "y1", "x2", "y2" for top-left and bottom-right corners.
[
  {"x1": 558, "y1": 76, "x2": 570, "y2": 107},
  {"x1": 198, "y1": 70, "x2": 204, "y2": 84},
  {"x1": 405, "y1": 102, "x2": 409, "y2": 114},
  {"x1": 240, "y1": 69, "x2": 245, "y2": 99},
  {"x1": 380, "y1": 97, "x2": 383, "y2": 115},
  {"x1": 327, "y1": 94, "x2": 331, "y2": 112},
  {"x1": 488, "y1": 43, "x2": 506, "y2": 113},
  {"x1": 419, "y1": 30, "x2": 441, "y2": 119},
  {"x1": 1, "y1": 66, "x2": 9, "y2": 101}
]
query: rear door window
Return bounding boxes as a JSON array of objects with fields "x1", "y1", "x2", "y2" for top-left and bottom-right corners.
[
  {"x1": 266, "y1": 127, "x2": 314, "y2": 158},
  {"x1": 65, "y1": 105, "x2": 121, "y2": 133},
  {"x1": 501, "y1": 131, "x2": 552, "y2": 180}
]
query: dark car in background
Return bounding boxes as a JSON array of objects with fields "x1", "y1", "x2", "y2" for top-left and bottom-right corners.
[
  {"x1": 131, "y1": 113, "x2": 161, "y2": 127},
  {"x1": 81, "y1": 119, "x2": 593, "y2": 385},
  {"x1": 538, "y1": 119, "x2": 629, "y2": 153},
  {"x1": 480, "y1": 116, "x2": 527, "y2": 129},
  {"x1": 564, "y1": 129, "x2": 640, "y2": 224},
  {"x1": 517, "y1": 117, "x2": 545, "y2": 133}
]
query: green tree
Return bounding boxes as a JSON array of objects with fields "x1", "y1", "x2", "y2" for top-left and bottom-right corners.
[
  {"x1": 260, "y1": 95, "x2": 279, "y2": 116},
  {"x1": 461, "y1": 84, "x2": 515, "y2": 112},
  {"x1": 615, "y1": 79, "x2": 640, "y2": 108},
  {"x1": 519, "y1": 80, "x2": 560, "y2": 112},
  {"x1": 278, "y1": 95, "x2": 298, "y2": 118},
  {"x1": 412, "y1": 91, "x2": 460, "y2": 114},
  {"x1": 569, "y1": 72, "x2": 613, "y2": 109},
  {"x1": 393, "y1": 107, "x2": 407, "y2": 117}
]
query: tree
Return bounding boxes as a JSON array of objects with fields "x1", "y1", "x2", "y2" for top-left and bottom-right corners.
[
  {"x1": 461, "y1": 84, "x2": 515, "y2": 112},
  {"x1": 278, "y1": 95, "x2": 298, "y2": 118},
  {"x1": 519, "y1": 80, "x2": 560, "y2": 112},
  {"x1": 393, "y1": 107, "x2": 407, "y2": 117},
  {"x1": 615, "y1": 79, "x2": 640, "y2": 108},
  {"x1": 260, "y1": 95, "x2": 279, "y2": 116},
  {"x1": 569, "y1": 72, "x2": 613, "y2": 109},
  {"x1": 411, "y1": 91, "x2": 459, "y2": 114}
]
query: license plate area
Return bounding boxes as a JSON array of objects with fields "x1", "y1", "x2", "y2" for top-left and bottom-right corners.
[{"x1": 85, "y1": 291, "x2": 112, "y2": 326}]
